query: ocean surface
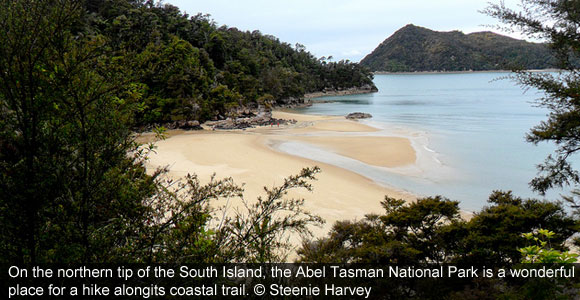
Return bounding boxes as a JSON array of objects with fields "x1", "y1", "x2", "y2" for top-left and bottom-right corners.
[{"x1": 288, "y1": 72, "x2": 576, "y2": 211}]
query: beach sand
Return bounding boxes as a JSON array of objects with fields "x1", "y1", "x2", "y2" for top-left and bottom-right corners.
[
  {"x1": 143, "y1": 111, "x2": 418, "y2": 250},
  {"x1": 286, "y1": 136, "x2": 415, "y2": 168}
]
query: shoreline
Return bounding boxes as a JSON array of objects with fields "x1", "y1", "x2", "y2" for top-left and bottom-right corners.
[
  {"x1": 143, "y1": 110, "x2": 473, "y2": 247},
  {"x1": 373, "y1": 68, "x2": 560, "y2": 75},
  {"x1": 143, "y1": 111, "x2": 422, "y2": 239}
]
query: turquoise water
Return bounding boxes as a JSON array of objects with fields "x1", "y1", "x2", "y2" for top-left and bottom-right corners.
[{"x1": 291, "y1": 73, "x2": 574, "y2": 211}]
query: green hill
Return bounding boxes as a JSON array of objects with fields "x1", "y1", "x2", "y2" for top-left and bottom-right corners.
[
  {"x1": 360, "y1": 24, "x2": 556, "y2": 72},
  {"x1": 82, "y1": 1, "x2": 375, "y2": 124}
]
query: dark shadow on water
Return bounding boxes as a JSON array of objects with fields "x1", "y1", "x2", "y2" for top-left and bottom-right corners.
[{"x1": 311, "y1": 100, "x2": 372, "y2": 105}]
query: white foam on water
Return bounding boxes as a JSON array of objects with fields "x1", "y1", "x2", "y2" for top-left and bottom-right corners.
[{"x1": 268, "y1": 119, "x2": 460, "y2": 200}]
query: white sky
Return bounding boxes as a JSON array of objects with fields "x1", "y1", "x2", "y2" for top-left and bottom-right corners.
[{"x1": 165, "y1": 0, "x2": 523, "y2": 62}]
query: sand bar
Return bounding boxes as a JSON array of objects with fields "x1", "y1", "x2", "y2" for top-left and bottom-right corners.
[
  {"x1": 286, "y1": 136, "x2": 415, "y2": 168},
  {"x1": 143, "y1": 111, "x2": 417, "y2": 240}
]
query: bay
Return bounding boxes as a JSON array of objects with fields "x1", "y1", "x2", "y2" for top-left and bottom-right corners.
[{"x1": 292, "y1": 72, "x2": 573, "y2": 210}]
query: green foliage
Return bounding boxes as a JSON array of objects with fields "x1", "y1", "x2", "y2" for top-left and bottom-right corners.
[
  {"x1": 513, "y1": 229, "x2": 579, "y2": 300},
  {"x1": 360, "y1": 24, "x2": 557, "y2": 72},
  {"x1": 298, "y1": 196, "x2": 463, "y2": 263},
  {"x1": 299, "y1": 192, "x2": 579, "y2": 298},
  {"x1": 216, "y1": 167, "x2": 324, "y2": 263},
  {"x1": 0, "y1": 0, "x2": 155, "y2": 263},
  {"x1": 0, "y1": 0, "x2": 324, "y2": 264},
  {"x1": 86, "y1": 166, "x2": 323, "y2": 263},
  {"x1": 299, "y1": 191, "x2": 577, "y2": 266},
  {"x1": 485, "y1": 1, "x2": 580, "y2": 194},
  {"x1": 135, "y1": 36, "x2": 216, "y2": 123},
  {"x1": 81, "y1": 1, "x2": 375, "y2": 124},
  {"x1": 116, "y1": 173, "x2": 243, "y2": 263},
  {"x1": 457, "y1": 191, "x2": 576, "y2": 265},
  {"x1": 519, "y1": 229, "x2": 578, "y2": 263},
  {"x1": 562, "y1": 189, "x2": 580, "y2": 247},
  {"x1": 209, "y1": 84, "x2": 243, "y2": 118}
]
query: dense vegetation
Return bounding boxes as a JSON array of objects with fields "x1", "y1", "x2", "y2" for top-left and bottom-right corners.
[
  {"x1": 0, "y1": 1, "x2": 579, "y2": 298},
  {"x1": 81, "y1": 0, "x2": 375, "y2": 125},
  {"x1": 360, "y1": 24, "x2": 557, "y2": 72},
  {"x1": 299, "y1": 192, "x2": 577, "y2": 265},
  {"x1": 0, "y1": 0, "x2": 342, "y2": 263},
  {"x1": 310, "y1": 1, "x2": 580, "y2": 297},
  {"x1": 298, "y1": 192, "x2": 578, "y2": 298}
]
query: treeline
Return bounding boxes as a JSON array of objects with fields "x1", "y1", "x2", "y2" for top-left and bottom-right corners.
[
  {"x1": 360, "y1": 24, "x2": 557, "y2": 72},
  {"x1": 300, "y1": 192, "x2": 578, "y2": 265},
  {"x1": 82, "y1": 0, "x2": 374, "y2": 124},
  {"x1": 1, "y1": 3, "x2": 579, "y2": 299},
  {"x1": 0, "y1": 0, "x2": 374, "y2": 264},
  {"x1": 298, "y1": 192, "x2": 579, "y2": 298}
]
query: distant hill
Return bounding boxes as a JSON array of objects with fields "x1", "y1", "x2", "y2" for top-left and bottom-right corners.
[{"x1": 360, "y1": 24, "x2": 557, "y2": 72}]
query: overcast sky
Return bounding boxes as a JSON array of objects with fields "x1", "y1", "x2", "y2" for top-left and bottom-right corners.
[{"x1": 166, "y1": 0, "x2": 523, "y2": 62}]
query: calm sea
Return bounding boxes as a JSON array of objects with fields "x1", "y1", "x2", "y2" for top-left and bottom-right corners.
[{"x1": 289, "y1": 72, "x2": 575, "y2": 211}]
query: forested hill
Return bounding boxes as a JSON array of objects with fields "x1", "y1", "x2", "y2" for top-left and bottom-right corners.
[
  {"x1": 83, "y1": 0, "x2": 375, "y2": 124},
  {"x1": 360, "y1": 24, "x2": 557, "y2": 72}
]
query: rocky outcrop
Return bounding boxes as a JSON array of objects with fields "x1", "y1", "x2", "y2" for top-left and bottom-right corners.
[
  {"x1": 346, "y1": 112, "x2": 372, "y2": 119},
  {"x1": 135, "y1": 120, "x2": 202, "y2": 132},
  {"x1": 276, "y1": 96, "x2": 312, "y2": 108},
  {"x1": 207, "y1": 116, "x2": 296, "y2": 130},
  {"x1": 172, "y1": 120, "x2": 201, "y2": 130},
  {"x1": 304, "y1": 84, "x2": 378, "y2": 99},
  {"x1": 205, "y1": 106, "x2": 296, "y2": 130}
]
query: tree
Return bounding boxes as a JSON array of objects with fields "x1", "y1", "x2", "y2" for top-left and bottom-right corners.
[
  {"x1": 215, "y1": 167, "x2": 324, "y2": 263},
  {"x1": 484, "y1": 0, "x2": 580, "y2": 194},
  {"x1": 298, "y1": 191, "x2": 578, "y2": 298},
  {"x1": 0, "y1": 0, "x2": 327, "y2": 264},
  {"x1": 456, "y1": 191, "x2": 576, "y2": 265},
  {"x1": 0, "y1": 0, "x2": 159, "y2": 263},
  {"x1": 77, "y1": 0, "x2": 376, "y2": 124},
  {"x1": 135, "y1": 36, "x2": 216, "y2": 124},
  {"x1": 298, "y1": 196, "x2": 464, "y2": 264},
  {"x1": 0, "y1": 0, "x2": 89, "y2": 263},
  {"x1": 299, "y1": 191, "x2": 577, "y2": 265}
]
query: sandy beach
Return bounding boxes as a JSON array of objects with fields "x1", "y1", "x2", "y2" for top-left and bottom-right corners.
[{"x1": 143, "y1": 111, "x2": 418, "y2": 243}]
